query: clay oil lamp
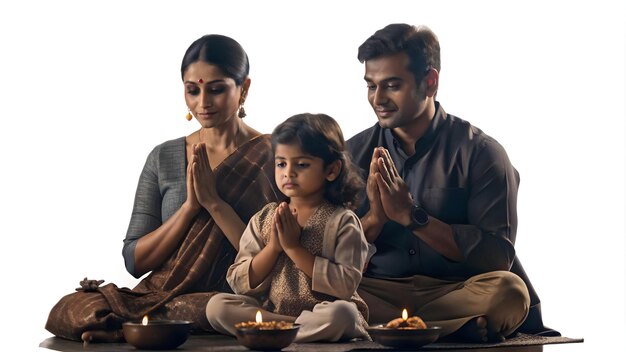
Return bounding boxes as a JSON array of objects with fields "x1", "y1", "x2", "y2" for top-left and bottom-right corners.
[
  {"x1": 367, "y1": 308, "x2": 442, "y2": 348},
  {"x1": 234, "y1": 310, "x2": 300, "y2": 351},
  {"x1": 123, "y1": 315, "x2": 192, "y2": 350}
]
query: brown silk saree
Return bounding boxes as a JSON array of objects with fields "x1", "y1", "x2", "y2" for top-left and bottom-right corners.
[{"x1": 46, "y1": 135, "x2": 282, "y2": 341}]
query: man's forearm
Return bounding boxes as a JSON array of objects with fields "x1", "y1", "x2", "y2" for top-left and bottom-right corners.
[{"x1": 410, "y1": 216, "x2": 463, "y2": 262}]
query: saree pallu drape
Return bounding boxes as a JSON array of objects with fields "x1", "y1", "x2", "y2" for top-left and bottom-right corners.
[{"x1": 46, "y1": 135, "x2": 281, "y2": 341}]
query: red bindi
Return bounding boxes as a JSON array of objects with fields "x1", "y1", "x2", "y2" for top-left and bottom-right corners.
[{"x1": 198, "y1": 78, "x2": 204, "y2": 83}]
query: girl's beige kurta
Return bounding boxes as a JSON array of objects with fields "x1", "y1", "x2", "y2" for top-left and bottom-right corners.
[{"x1": 227, "y1": 202, "x2": 369, "y2": 324}]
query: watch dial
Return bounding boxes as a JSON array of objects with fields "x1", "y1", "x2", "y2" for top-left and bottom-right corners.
[{"x1": 413, "y1": 207, "x2": 429, "y2": 225}]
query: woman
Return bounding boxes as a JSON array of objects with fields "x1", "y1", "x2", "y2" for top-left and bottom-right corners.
[{"x1": 46, "y1": 34, "x2": 282, "y2": 343}]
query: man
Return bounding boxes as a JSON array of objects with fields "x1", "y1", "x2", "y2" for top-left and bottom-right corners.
[{"x1": 347, "y1": 23, "x2": 558, "y2": 342}]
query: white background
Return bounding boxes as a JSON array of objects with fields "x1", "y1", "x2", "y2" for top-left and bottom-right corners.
[{"x1": 0, "y1": 1, "x2": 623, "y2": 351}]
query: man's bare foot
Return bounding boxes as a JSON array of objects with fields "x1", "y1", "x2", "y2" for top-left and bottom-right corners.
[{"x1": 444, "y1": 316, "x2": 504, "y2": 343}]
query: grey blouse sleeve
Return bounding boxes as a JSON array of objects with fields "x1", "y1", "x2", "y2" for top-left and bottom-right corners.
[{"x1": 122, "y1": 147, "x2": 163, "y2": 278}]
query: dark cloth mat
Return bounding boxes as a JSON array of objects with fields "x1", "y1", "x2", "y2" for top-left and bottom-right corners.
[
  {"x1": 40, "y1": 333, "x2": 583, "y2": 352},
  {"x1": 358, "y1": 333, "x2": 584, "y2": 350}
]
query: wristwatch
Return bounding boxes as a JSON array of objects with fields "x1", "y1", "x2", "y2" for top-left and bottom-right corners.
[{"x1": 407, "y1": 204, "x2": 429, "y2": 230}]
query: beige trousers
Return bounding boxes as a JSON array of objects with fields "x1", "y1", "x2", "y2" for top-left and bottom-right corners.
[
  {"x1": 206, "y1": 293, "x2": 366, "y2": 342},
  {"x1": 358, "y1": 270, "x2": 530, "y2": 337}
]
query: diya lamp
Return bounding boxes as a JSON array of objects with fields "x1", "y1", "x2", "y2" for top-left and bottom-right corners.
[
  {"x1": 234, "y1": 310, "x2": 300, "y2": 351},
  {"x1": 122, "y1": 315, "x2": 192, "y2": 350},
  {"x1": 366, "y1": 308, "x2": 441, "y2": 348}
]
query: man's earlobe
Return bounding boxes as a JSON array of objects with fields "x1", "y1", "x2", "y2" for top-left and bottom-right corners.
[{"x1": 425, "y1": 69, "x2": 439, "y2": 96}]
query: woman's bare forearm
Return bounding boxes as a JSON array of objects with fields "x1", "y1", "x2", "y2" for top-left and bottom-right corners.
[
  {"x1": 133, "y1": 203, "x2": 199, "y2": 276},
  {"x1": 204, "y1": 199, "x2": 246, "y2": 251}
]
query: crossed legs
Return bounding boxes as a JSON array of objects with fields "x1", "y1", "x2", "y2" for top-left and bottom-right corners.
[
  {"x1": 206, "y1": 293, "x2": 364, "y2": 342},
  {"x1": 358, "y1": 271, "x2": 530, "y2": 342}
]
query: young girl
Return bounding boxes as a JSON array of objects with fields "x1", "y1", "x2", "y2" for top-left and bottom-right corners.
[{"x1": 206, "y1": 113, "x2": 371, "y2": 342}]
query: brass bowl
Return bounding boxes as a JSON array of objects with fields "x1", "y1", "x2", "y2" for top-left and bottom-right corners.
[
  {"x1": 235, "y1": 324, "x2": 300, "y2": 351},
  {"x1": 122, "y1": 320, "x2": 192, "y2": 350},
  {"x1": 367, "y1": 324, "x2": 442, "y2": 348}
]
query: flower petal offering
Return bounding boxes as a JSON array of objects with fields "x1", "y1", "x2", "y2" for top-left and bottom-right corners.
[
  {"x1": 235, "y1": 320, "x2": 295, "y2": 330},
  {"x1": 386, "y1": 315, "x2": 427, "y2": 329}
]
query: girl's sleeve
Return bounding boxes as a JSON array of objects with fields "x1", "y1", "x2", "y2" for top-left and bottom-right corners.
[
  {"x1": 227, "y1": 212, "x2": 272, "y2": 296},
  {"x1": 312, "y1": 210, "x2": 369, "y2": 300}
]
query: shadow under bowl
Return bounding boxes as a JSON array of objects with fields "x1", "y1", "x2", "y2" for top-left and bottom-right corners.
[
  {"x1": 123, "y1": 320, "x2": 192, "y2": 350},
  {"x1": 235, "y1": 324, "x2": 300, "y2": 351},
  {"x1": 367, "y1": 325, "x2": 442, "y2": 348}
]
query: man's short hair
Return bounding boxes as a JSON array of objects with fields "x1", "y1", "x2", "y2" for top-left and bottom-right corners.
[{"x1": 358, "y1": 23, "x2": 441, "y2": 86}]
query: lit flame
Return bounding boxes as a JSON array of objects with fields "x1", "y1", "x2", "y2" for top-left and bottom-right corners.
[
  {"x1": 255, "y1": 310, "x2": 263, "y2": 324},
  {"x1": 142, "y1": 315, "x2": 149, "y2": 326},
  {"x1": 402, "y1": 309, "x2": 408, "y2": 321}
]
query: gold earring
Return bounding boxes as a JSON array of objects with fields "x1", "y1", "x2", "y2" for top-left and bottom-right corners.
[
  {"x1": 185, "y1": 110, "x2": 193, "y2": 121},
  {"x1": 238, "y1": 105, "x2": 247, "y2": 118}
]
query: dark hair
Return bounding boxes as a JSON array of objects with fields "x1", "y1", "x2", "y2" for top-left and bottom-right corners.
[
  {"x1": 181, "y1": 34, "x2": 249, "y2": 85},
  {"x1": 358, "y1": 23, "x2": 440, "y2": 86},
  {"x1": 271, "y1": 113, "x2": 365, "y2": 210}
]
